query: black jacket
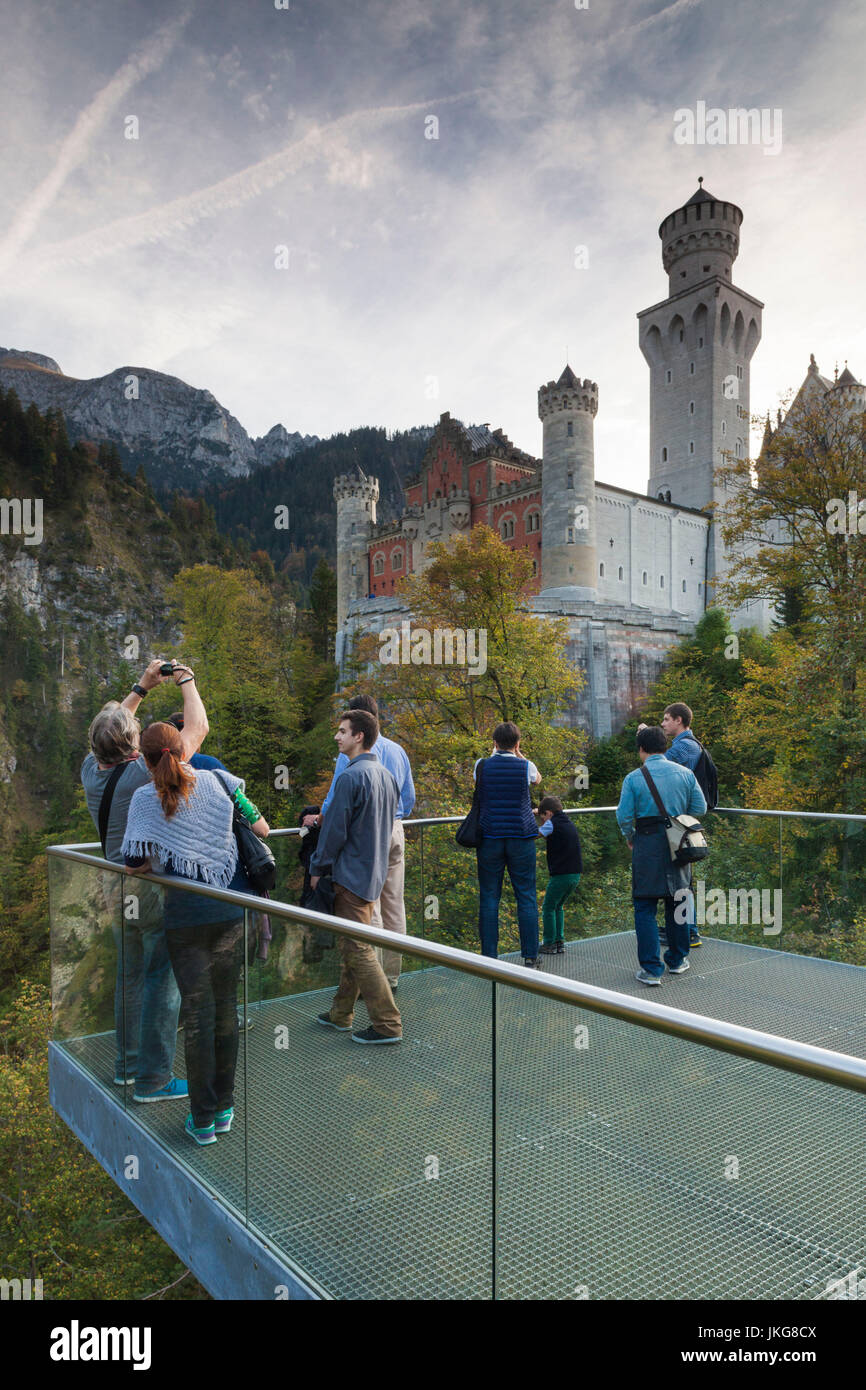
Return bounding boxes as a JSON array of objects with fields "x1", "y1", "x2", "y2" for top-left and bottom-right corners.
[{"x1": 544, "y1": 811, "x2": 583, "y2": 876}]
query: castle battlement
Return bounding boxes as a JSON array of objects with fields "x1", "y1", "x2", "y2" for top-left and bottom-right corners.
[{"x1": 333, "y1": 473, "x2": 380, "y2": 503}]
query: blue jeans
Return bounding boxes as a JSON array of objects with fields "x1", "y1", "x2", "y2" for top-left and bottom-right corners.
[
  {"x1": 633, "y1": 896, "x2": 690, "y2": 976},
  {"x1": 113, "y1": 917, "x2": 182, "y2": 1091},
  {"x1": 476, "y1": 837, "x2": 539, "y2": 959}
]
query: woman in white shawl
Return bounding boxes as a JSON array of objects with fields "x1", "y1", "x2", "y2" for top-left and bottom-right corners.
[{"x1": 123, "y1": 721, "x2": 268, "y2": 1147}]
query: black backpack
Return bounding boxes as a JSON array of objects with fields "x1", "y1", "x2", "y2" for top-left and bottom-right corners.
[{"x1": 693, "y1": 740, "x2": 719, "y2": 811}]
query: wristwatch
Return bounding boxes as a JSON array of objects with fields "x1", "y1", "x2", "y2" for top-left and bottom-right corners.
[{"x1": 132, "y1": 683, "x2": 148, "y2": 698}]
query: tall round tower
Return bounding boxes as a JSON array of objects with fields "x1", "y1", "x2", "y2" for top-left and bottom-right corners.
[
  {"x1": 659, "y1": 179, "x2": 743, "y2": 293},
  {"x1": 333, "y1": 472, "x2": 379, "y2": 654},
  {"x1": 538, "y1": 365, "x2": 598, "y2": 598}
]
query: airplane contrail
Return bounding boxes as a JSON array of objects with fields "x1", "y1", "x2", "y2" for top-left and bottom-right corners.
[
  {"x1": 8, "y1": 92, "x2": 479, "y2": 284},
  {"x1": 0, "y1": 5, "x2": 194, "y2": 275}
]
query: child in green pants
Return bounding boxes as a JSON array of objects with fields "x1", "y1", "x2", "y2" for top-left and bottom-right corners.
[{"x1": 537, "y1": 796, "x2": 582, "y2": 954}]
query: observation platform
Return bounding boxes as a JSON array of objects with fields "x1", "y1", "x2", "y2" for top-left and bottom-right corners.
[{"x1": 49, "y1": 926, "x2": 866, "y2": 1301}]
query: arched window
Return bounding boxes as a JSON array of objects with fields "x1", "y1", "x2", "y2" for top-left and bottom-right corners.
[
  {"x1": 642, "y1": 570, "x2": 648, "y2": 585},
  {"x1": 689, "y1": 441, "x2": 695, "y2": 455},
  {"x1": 567, "y1": 471, "x2": 574, "y2": 488},
  {"x1": 567, "y1": 527, "x2": 575, "y2": 544},
  {"x1": 618, "y1": 566, "x2": 624, "y2": 581},
  {"x1": 682, "y1": 579, "x2": 687, "y2": 593},
  {"x1": 373, "y1": 554, "x2": 385, "y2": 576},
  {"x1": 567, "y1": 421, "x2": 573, "y2": 437},
  {"x1": 599, "y1": 562, "x2": 605, "y2": 578},
  {"x1": 660, "y1": 574, "x2": 665, "y2": 589},
  {"x1": 661, "y1": 447, "x2": 668, "y2": 462},
  {"x1": 689, "y1": 401, "x2": 695, "y2": 415},
  {"x1": 392, "y1": 550, "x2": 403, "y2": 571}
]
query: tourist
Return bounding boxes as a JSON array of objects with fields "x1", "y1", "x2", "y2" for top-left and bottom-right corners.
[
  {"x1": 305, "y1": 693, "x2": 414, "y2": 993},
  {"x1": 536, "y1": 796, "x2": 583, "y2": 955},
  {"x1": 639, "y1": 702, "x2": 710, "y2": 946},
  {"x1": 473, "y1": 722, "x2": 542, "y2": 968},
  {"x1": 121, "y1": 722, "x2": 269, "y2": 1146},
  {"x1": 617, "y1": 725, "x2": 706, "y2": 985},
  {"x1": 309, "y1": 709, "x2": 402, "y2": 1044},
  {"x1": 81, "y1": 659, "x2": 208, "y2": 1102}
]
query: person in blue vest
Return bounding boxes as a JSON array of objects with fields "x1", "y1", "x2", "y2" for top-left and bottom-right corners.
[
  {"x1": 474, "y1": 721, "x2": 542, "y2": 968},
  {"x1": 639, "y1": 702, "x2": 704, "y2": 946},
  {"x1": 617, "y1": 725, "x2": 707, "y2": 985}
]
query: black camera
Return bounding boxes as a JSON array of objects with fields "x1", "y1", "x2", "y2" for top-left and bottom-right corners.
[{"x1": 159, "y1": 662, "x2": 176, "y2": 676}]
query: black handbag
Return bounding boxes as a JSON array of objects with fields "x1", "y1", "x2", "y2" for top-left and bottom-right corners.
[
  {"x1": 216, "y1": 775, "x2": 276, "y2": 893},
  {"x1": 456, "y1": 758, "x2": 485, "y2": 849}
]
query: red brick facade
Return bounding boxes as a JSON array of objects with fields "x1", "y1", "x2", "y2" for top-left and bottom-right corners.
[{"x1": 368, "y1": 413, "x2": 544, "y2": 598}]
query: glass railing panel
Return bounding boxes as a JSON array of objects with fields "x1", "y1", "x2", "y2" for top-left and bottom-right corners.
[
  {"x1": 778, "y1": 814, "x2": 866, "y2": 966},
  {"x1": 244, "y1": 923, "x2": 494, "y2": 1300},
  {"x1": 494, "y1": 987, "x2": 866, "y2": 1300},
  {"x1": 49, "y1": 852, "x2": 127, "y2": 1106}
]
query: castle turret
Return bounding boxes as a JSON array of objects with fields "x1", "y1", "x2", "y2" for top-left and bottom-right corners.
[
  {"x1": 538, "y1": 366, "x2": 598, "y2": 598},
  {"x1": 333, "y1": 472, "x2": 379, "y2": 661},
  {"x1": 638, "y1": 180, "x2": 763, "y2": 597}
]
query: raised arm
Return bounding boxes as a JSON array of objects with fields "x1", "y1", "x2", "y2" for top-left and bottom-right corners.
[{"x1": 171, "y1": 665, "x2": 209, "y2": 761}]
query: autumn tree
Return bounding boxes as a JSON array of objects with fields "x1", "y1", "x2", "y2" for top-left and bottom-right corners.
[{"x1": 346, "y1": 526, "x2": 585, "y2": 809}]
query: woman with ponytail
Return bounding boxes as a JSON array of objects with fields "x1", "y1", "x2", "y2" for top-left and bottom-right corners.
[{"x1": 122, "y1": 721, "x2": 269, "y2": 1147}]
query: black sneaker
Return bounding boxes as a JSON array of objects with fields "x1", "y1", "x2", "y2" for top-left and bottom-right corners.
[
  {"x1": 316, "y1": 1012, "x2": 351, "y2": 1032},
  {"x1": 538, "y1": 943, "x2": 557, "y2": 955},
  {"x1": 555, "y1": 941, "x2": 565, "y2": 954},
  {"x1": 523, "y1": 957, "x2": 542, "y2": 969},
  {"x1": 352, "y1": 1026, "x2": 402, "y2": 1045}
]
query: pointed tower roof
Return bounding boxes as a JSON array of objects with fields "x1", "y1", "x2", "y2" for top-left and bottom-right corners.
[
  {"x1": 556, "y1": 364, "x2": 580, "y2": 388},
  {"x1": 685, "y1": 176, "x2": 717, "y2": 205},
  {"x1": 836, "y1": 365, "x2": 862, "y2": 388}
]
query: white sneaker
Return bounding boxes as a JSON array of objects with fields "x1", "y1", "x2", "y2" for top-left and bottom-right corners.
[
  {"x1": 635, "y1": 969, "x2": 662, "y2": 986},
  {"x1": 668, "y1": 959, "x2": 690, "y2": 975}
]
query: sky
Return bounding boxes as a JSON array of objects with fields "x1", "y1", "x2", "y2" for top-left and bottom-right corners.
[{"x1": 1, "y1": 0, "x2": 865, "y2": 494}]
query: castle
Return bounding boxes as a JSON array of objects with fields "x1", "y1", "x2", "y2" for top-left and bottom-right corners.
[{"x1": 332, "y1": 183, "x2": 857, "y2": 736}]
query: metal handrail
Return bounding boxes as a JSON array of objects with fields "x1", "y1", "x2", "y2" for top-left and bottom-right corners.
[
  {"x1": 64, "y1": 802, "x2": 866, "y2": 852},
  {"x1": 46, "y1": 840, "x2": 866, "y2": 1095}
]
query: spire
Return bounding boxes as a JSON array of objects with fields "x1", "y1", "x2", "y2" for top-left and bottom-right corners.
[{"x1": 556, "y1": 364, "x2": 580, "y2": 388}]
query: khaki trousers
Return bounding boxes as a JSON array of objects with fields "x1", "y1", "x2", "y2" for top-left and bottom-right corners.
[
  {"x1": 329, "y1": 883, "x2": 402, "y2": 1037},
  {"x1": 370, "y1": 819, "x2": 407, "y2": 987}
]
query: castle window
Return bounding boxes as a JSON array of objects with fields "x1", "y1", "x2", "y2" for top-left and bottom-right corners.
[
  {"x1": 373, "y1": 554, "x2": 385, "y2": 576},
  {"x1": 689, "y1": 401, "x2": 695, "y2": 415},
  {"x1": 567, "y1": 527, "x2": 575, "y2": 544},
  {"x1": 735, "y1": 439, "x2": 743, "y2": 458},
  {"x1": 660, "y1": 574, "x2": 665, "y2": 589},
  {"x1": 392, "y1": 550, "x2": 403, "y2": 571},
  {"x1": 698, "y1": 336, "x2": 704, "y2": 347},
  {"x1": 702, "y1": 266, "x2": 709, "y2": 273},
  {"x1": 689, "y1": 362, "x2": 695, "y2": 375},
  {"x1": 689, "y1": 441, "x2": 695, "y2": 455},
  {"x1": 698, "y1": 581, "x2": 703, "y2": 593},
  {"x1": 350, "y1": 522, "x2": 356, "y2": 534},
  {"x1": 665, "y1": 369, "x2": 672, "y2": 384},
  {"x1": 567, "y1": 471, "x2": 574, "y2": 488},
  {"x1": 475, "y1": 480, "x2": 481, "y2": 494},
  {"x1": 679, "y1": 329, "x2": 684, "y2": 342},
  {"x1": 682, "y1": 579, "x2": 687, "y2": 593},
  {"x1": 351, "y1": 564, "x2": 357, "y2": 576},
  {"x1": 599, "y1": 562, "x2": 605, "y2": 578},
  {"x1": 567, "y1": 421, "x2": 573, "y2": 437},
  {"x1": 661, "y1": 447, "x2": 668, "y2": 462},
  {"x1": 642, "y1": 571, "x2": 648, "y2": 585},
  {"x1": 618, "y1": 566, "x2": 624, "y2": 581},
  {"x1": 721, "y1": 420, "x2": 727, "y2": 437},
  {"x1": 737, "y1": 365, "x2": 744, "y2": 379}
]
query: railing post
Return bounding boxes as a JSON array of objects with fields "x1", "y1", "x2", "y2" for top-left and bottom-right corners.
[{"x1": 419, "y1": 823, "x2": 425, "y2": 939}]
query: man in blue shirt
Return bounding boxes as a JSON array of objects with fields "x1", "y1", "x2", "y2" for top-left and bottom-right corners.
[
  {"x1": 639, "y1": 703, "x2": 705, "y2": 946},
  {"x1": 305, "y1": 695, "x2": 415, "y2": 991},
  {"x1": 617, "y1": 725, "x2": 706, "y2": 985}
]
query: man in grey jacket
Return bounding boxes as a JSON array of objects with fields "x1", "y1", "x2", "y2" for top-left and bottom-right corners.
[{"x1": 310, "y1": 709, "x2": 402, "y2": 1043}]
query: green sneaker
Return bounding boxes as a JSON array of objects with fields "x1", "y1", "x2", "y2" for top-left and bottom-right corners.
[
  {"x1": 214, "y1": 1108, "x2": 234, "y2": 1133},
  {"x1": 185, "y1": 1114, "x2": 216, "y2": 1146}
]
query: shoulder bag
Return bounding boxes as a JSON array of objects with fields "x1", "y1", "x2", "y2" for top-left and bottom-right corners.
[
  {"x1": 640, "y1": 763, "x2": 709, "y2": 865},
  {"x1": 216, "y1": 775, "x2": 276, "y2": 893},
  {"x1": 455, "y1": 758, "x2": 485, "y2": 849}
]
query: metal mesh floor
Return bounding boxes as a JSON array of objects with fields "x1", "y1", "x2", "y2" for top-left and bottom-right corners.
[{"x1": 58, "y1": 933, "x2": 866, "y2": 1300}]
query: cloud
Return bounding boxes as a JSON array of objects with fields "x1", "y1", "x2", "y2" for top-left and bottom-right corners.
[
  {"x1": 9, "y1": 91, "x2": 480, "y2": 284},
  {"x1": 0, "y1": 5, "x2": 193, "y2": 275}
]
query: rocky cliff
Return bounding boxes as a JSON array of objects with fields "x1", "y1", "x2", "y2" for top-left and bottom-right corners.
[{"x1": 0, "y1": 348, "x2": 317, "y2": 493}]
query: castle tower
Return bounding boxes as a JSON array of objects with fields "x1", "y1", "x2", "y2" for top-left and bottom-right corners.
[
  {"x1": 333, "y1": 472, "x2": 379, "y2": 661},
  {"x1": 537, "y1": 366, "x2": 599, "y2": 597},
  {"x1": 638, "y1": 180, "x2": 763, "y2": 594}
]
